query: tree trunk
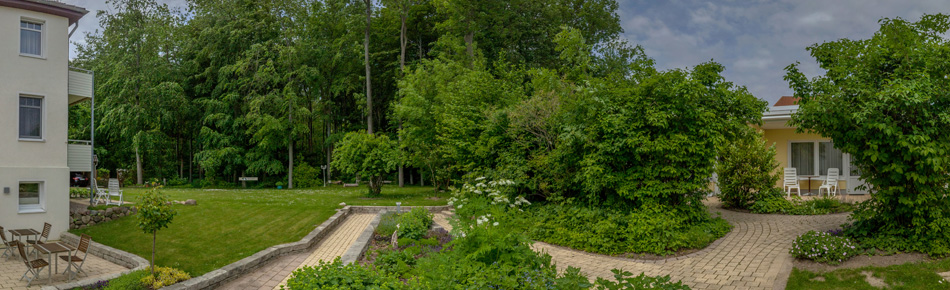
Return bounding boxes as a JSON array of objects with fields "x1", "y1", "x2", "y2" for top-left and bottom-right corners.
[
  {"x1": 364, "y1": 0, "x2": 374, "y2": 134},
  {"x1": 136, "y1": 146, "x2": 144, "y2": 185},
  {"x1": 398, "y1": 11, "x2": 407, "y2": 188},
  {"x1": 288, "y1": 101, "x2": 294, "y2": 189}
]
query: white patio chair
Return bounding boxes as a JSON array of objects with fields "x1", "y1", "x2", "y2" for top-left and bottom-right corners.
[
  {"x1": 93, "y1": 187, "x2": 109, "y2": 205},
  {"x1": 784, "y1": 167, "x2": 801, "y2": 197},
  {"x1": 107, "y1": 178, "x2": 123, "y2": 206},
  {"x1": 819, "y1": 168, "x2": 840, "y2": 197}
]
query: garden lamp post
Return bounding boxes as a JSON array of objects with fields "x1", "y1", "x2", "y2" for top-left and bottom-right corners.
[{"x1": 321, "y1": 165, "x2": 327, "y2": 187}]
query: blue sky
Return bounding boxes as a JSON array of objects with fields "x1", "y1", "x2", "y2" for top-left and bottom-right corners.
[{"x1": 64, "y1": 0, "x2": 949, "y2": 105}]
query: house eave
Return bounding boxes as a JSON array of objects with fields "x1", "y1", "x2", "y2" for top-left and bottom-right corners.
[{"x1": 0, "y1": 0, "x2": 88, "y2": 25}]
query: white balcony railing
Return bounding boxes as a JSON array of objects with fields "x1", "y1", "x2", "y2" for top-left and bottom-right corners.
[{"x1": 68, "y1": 67, "x2": 93, "y2": 105}]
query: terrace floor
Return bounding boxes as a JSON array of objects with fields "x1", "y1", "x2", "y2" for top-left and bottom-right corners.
[{"x1": 0, "y1": 244, "x2": 127, "y2": 290}]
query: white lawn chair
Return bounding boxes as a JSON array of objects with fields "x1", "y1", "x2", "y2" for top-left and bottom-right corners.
[
  {"x1": 819, "y1": 168, "x2": 840, "y2": 197},
  {"x1": 784, "y1": 167, "x2": 801, "y2": 197},
  {"x1": 107, "y1": 178, "x2": 123, "y2": 205},
  {"x1": 93, "y1": 187, "x2": 109, "y2": 205}
]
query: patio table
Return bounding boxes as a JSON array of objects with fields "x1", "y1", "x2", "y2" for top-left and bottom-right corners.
[
  {"x1": 34, "y1": 242, "x2": 76, "y2": 284},
  {"x1": 799, "y1": 176, "x2": 818, "y2": 195},
  {"x1": 9, "y1": 229, "x2": 40, "y2": 252}
]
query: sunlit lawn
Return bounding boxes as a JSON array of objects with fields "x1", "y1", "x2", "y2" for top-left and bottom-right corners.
[
  {"x1": 787, "y1": 258, "x2": 950, "y2": 289},
  {"x1": 71, "y1": 185, "x2": 446, "y2": 276}
]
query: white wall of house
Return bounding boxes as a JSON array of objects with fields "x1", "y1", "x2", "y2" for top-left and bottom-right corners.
[{"x1": 0, "y1": 5, "x2": 72, "y2": 239}]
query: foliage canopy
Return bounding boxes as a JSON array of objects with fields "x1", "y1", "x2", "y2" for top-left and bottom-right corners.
[{"x1": 785, "y1": 14, "x2": 950, "y2": 255}]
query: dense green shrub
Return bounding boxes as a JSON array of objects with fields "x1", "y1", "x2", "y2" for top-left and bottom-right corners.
[
  {"x1": 374, "y1": 247, "x2": 420, "y2": 278},
  {"x1": 102, "y1": 269, "x2": 149, "y2": 290},
  {"x1": 523, "y1": 204, "x2": 731, "y2": 255},
  {"x1": 140, "y1": 266, "x2": 191, "y2": 289},
  {"x1": 284, "y1": 258, "x2": 404, "y2": 290},
  {"x1": 717, "y1": 129, "x2": 780, "y2": 209},
  {"x1": 785, "y1": 14, "x2": 950, "y2": 256},
  {"x1": 790, "y1": 231, "x2": 859, "y2": 265},
  {"x1": 595, "y1": 269, "x2": 690, "y2": 290},
  {"x1": 397, "y1": 207, "x2": 433, "y2": 240},
  {"x1": 70, "y1": 187, "x2": 91, "y2": 198},
  {"x1": 291, "y1": 162, "x2": 322, "y2": 188}
]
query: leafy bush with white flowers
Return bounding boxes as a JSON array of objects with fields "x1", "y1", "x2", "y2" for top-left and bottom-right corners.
[{"x1": 790, "y1": 230, "x2": 858, "y2": 265}]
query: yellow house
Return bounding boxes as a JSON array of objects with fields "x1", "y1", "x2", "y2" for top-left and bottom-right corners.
[{"x1": 760, "y1": 96, "x2": 866, "y2": 195}]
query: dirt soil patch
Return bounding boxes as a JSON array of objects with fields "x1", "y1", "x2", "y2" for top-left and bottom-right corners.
[{"x1": 793, "y1": 252, "x2": 933, "y2": 273}]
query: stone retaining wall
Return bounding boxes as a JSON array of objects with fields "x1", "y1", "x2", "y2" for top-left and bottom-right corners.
[
  {"x1": 41, "y1": 232, "x2": 150, "y2": 290},
  {"x1": 69, "y1": 206, "x2": 136, "y2": 230},
  {"x1": 341, "y1": 211, "x2": 383, "y2": 264}
]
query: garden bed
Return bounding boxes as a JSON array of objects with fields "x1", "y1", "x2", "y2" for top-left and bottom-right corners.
[{"x1": 794, "y1": 252, "x2": 932, "y2": 273}]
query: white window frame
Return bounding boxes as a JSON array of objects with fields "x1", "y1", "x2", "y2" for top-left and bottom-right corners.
[
  {"x1": 19, "y1": 17, "x2": 46, "y2": 59},
  {"x1": 18, "y1": 180, "x2": 45, "y2": 214},
  {"x1": 18, "y1": 94, "x2": 45, "y2": 142},
  {"x1": 787, "y1": 140, "x2": 848, "y2": 179}
]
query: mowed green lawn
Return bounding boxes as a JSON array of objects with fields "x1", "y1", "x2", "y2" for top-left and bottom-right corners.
[
  {"x1": 787, "y1": 258, "x2": 950, "y2": 289},
  {"x1": 71, "y1": 185, "x2": 447, "y2": 276}
]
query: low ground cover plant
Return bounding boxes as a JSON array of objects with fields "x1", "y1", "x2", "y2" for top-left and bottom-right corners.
[
  {"x1": 397, "y1": 207, "x2": 434, "y2": 240},
  {"x1": 140, "y1": 267, "x2": 191, "y2": 289},
  {"x1": 790, "y1": 230, "x2": 859, "y2": 265},
  {"x1": 521, "y1": 204, "x2": 731, "y2": 256},
  {"x1": 750, "y1": 193, "x2": 853, "y2": 215}
]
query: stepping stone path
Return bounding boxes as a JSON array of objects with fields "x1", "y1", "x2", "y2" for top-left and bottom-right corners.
[{"x1": 219, "y1": 213, "x2": 376, "y2": 290}]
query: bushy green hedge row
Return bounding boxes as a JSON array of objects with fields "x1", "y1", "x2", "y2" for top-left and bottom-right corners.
[{"x1": 520, "y1": 204, "x2": 731, "y2": 256}]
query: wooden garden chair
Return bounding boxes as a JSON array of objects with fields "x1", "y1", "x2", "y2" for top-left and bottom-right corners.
[
  {"x1": 17, "y1": 243, "x2": 48, "y2": 286},
  {"x1": 61, "y1": 234, "x2": 91, "y2": 280},
  {"x1": 1, "y1": 226, "x2": 21, "y2": 259}
]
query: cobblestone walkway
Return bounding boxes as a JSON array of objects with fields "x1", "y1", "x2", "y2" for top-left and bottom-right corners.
[
  {"x1": 435, "y1": 198, "x2": 849, "y2": 290},
  {"x1": 0, "y1": 246, "x2": 127, "y2": 290},
  {"x1": 218, "y1": 213, "x2": 375, "y2": 290}
]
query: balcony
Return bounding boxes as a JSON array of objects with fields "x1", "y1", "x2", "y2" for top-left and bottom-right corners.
[
  {"x1": 68, "y1": 67, "x2": 93, "y2": 105},
  {"x1": 68, "y1": 140, "x2": 93, "y2": 172}
]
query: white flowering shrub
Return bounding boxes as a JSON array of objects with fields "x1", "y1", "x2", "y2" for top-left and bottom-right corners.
[
  {"x1": 447, "y1": 177, "x2": 529, "y2": 237},
  {"x1": 790, "y1": 230, "x2": 859, "y2": 265}
]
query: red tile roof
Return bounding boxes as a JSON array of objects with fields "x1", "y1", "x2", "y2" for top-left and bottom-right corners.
[{"x1": 774, "y1": 96, "x2": 799, "y2": 107}]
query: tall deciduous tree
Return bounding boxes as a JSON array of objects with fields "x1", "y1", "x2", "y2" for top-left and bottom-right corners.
[
  {"x1": 74, "y1": 0, "x2": 187, "y2": 185},
  {"x1": 785, "y1": 14, "x2": 950, "y2": 255}
]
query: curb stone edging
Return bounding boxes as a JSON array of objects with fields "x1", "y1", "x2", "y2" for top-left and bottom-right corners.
[
  {"x1": 162, "y1": 206, "x2": 353, "y2": 290},
  {"x1": 341, "y1": 211, "x2": 383, "y2": 265},
  {"x1": 348, "y1": 205, "x2": 453, "y2": 214},
  {"x1": 41, "y1": 232, "x2": 150, "y2": 290}
]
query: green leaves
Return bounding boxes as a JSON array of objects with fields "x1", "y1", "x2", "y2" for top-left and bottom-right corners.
[
  {"x1": 787, "y1": 13, "x2": 950, "y2": 256},
  {"x1": 331, "y1": 132, "x2": 400, "y2": 196},
  {"x1": 136, "y1": 187, "x2": 177, "y2": 234}
]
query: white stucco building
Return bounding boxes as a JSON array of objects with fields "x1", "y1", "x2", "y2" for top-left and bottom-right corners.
[{"x1": 0, "y1": 0, "x2": 89, "y2": 239}]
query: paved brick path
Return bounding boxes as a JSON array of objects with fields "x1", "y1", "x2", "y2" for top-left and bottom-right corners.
[
  {"x1": 0, "y1": 245, "x2": 127, "y2": 290},
  {"x1": 219, "y1": 213, "x2": 375, "y2": 290},
  {"x1": 435, "y1": 198, "x2": 850, "y2": 290}
]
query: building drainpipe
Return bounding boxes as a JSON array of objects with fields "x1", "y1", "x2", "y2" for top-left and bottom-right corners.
[{"x1": 89, "y1": 70, "x2": 96, "y2": 205}]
